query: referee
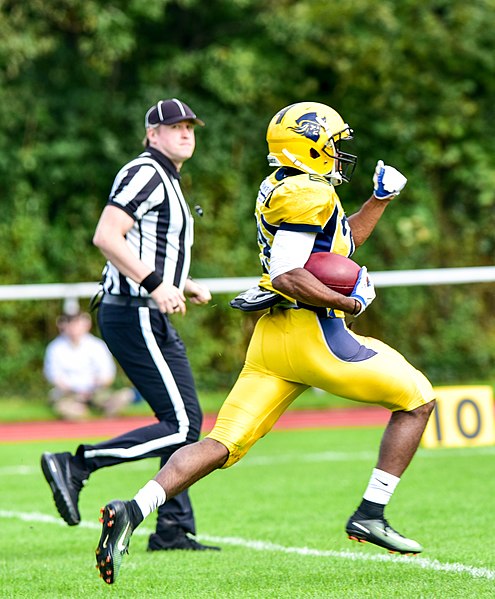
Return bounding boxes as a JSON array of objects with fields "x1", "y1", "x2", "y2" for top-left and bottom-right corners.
[{"x1": 41, "y1": 98, "x2": 219, "y2": 552}]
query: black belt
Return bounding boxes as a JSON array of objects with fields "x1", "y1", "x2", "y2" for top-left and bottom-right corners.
[{"x1": 101, "y1": 294, "x2": 159, "y2": 309}]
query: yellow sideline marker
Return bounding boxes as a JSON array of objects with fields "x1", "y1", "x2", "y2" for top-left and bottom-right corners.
[{"x1": 422, "y1": 385, "x2": 495, "y2": 448}]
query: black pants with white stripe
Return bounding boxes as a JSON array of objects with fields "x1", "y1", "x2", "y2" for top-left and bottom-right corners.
[{"x1": 77, "y1": 303, "x2": 203, "y2": 536}]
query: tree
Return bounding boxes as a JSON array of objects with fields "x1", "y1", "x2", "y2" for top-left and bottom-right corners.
[{"x1": 0, "y1": 0, "x2": 494, "y2": 393}]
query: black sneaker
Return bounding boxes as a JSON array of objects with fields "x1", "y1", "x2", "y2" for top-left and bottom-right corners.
[
  {"x1": 95, "y1": 501, "x2": 134, "y2": 585},
  {"x1": 147, "y1": 531, "x2": 221, "y2": 551},
  {"x1": 345, "y1": 516, "x2": 423, "y2": 554},
  {"x1": 41, "y1": 452, "x2": 85, "y2": 526}
]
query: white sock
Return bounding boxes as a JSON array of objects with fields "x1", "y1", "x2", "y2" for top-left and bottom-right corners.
[
  {"x1": 363, "y1": 468, "x2": 400, "y2": 505},
  {"x1": 133, "y1": 480, "x2": 166, "y2": 519}
]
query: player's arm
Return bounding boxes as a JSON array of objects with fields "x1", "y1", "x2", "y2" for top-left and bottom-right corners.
[
  {"x1": 348, "y1": 160, "x2": 407, "y2": 248},
  {"x1": 93, "y1": 205, "x2": 186, "y2": 314},
  {"x1": 269, "y1": 230, "x2": 361, "y2": 315},
  {"x1": 347, "y1": 195, "x2": 391, "y2": 248},
  {"x1": 274, "y1": 268, "x2": 360, "y2": 314}
]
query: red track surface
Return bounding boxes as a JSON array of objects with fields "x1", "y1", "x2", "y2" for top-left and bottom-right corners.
[{"x1": 0, "y1": 407, "x2": 389, "y2": 443}]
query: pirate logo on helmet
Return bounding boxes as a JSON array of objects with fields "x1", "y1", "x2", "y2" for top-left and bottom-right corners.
[{"x1": 288, "y1": 112, "x2": 323, "y2": 142}]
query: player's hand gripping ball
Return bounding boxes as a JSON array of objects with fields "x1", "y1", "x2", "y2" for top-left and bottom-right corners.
[
  {"x1": 304, "y1": 252, "x2": 361, "y2": 296},
  {"x1": 349, "y1": 266, "x2": 376, "y2": 315}
]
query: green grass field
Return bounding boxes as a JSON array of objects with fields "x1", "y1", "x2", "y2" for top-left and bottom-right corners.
[{"x1": 1, "y1": 427, "x2": 494, "y2": 598}]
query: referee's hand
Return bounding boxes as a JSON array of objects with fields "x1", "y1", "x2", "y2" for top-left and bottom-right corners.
[
  {"x1": 184, "y1": 279, "x2": 211, "y2": 305},
  {"x1": 152, "y1": 284, "x2": 186, "y2": 314}
]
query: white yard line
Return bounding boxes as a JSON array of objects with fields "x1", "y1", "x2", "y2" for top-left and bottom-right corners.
[{"x1": 0, "y1": 509, "x2": 493, "y2": 581}]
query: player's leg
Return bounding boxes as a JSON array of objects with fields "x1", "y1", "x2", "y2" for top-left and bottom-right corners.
[
  {"x1": 281, "y1": 311, "x2": 436, "y2": 553},
  {"x1": 95, "y1": 321, "x2": 306, "y2": 583},
  {"x1": 376, "y1": 402, "x2": 435, "y2": 476},
  {"x1": 345, "y1": 401, "x2": 435, "y2": 554},
  {"x1": 330, "y1": 338, "x2": 436, "y2": 553},
  {"x1": 321, "y1": 332, "x2": 436, "y2": 552},
  {"x1": 148, "y1": 454, "x2": 220, "y2": 551},
  {"x1": 142, "y1": 366, "x2": 305, "y2": 506},
  {"x1": 149, "y1": 366, "x2": 306, "y2": 494},
  {"x1": 96, "y1": 438, "x2": 227, "y2": 584}
]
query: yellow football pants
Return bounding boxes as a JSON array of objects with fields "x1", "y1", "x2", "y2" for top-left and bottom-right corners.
[{"x1": 207, "y1": 307, "x2": 435, "y2": 468}]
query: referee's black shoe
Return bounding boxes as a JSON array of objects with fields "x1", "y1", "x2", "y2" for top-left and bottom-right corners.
[
  {"x1": 41, "y1": 452, "x2": 86, "y2": 526},
  {"x1": 148, "y1": 528, "x2": 221, "y2": 551}
]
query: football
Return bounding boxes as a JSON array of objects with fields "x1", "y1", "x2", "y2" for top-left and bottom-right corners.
[{"x1": 304, "y1": 252, "x2": 361, "y2": 296}]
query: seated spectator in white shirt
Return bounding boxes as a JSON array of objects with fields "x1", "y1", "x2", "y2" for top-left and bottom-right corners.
[{"x1": 43, "y1": 311, "x2": 135, "y2": 421}]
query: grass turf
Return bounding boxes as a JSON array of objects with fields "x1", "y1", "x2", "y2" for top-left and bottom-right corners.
[{"x1": 1, "y1": 427, "x2": 494, "y2": 598}]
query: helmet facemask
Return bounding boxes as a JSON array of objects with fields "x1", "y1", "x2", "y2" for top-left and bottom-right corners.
[{"x1": 320, "y1": 126, "x2": 357, "y2": 185}]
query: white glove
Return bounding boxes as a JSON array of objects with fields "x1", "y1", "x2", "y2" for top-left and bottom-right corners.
[
  {"x1": 373, "y1": 160, "x2": 407, "y2": 200},
  {"x1": 350, "y1": 266, "x2": 376, "y2": 316}
]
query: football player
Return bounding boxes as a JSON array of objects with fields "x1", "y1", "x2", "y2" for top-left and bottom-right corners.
[{"x1": 95, "y1": 101, "x2": 436, "y2": 584}]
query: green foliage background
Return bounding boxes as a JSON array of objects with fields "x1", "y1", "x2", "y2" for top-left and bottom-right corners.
[{"x1": 0, "y1": 0, "x2": 494, "y2": 394}]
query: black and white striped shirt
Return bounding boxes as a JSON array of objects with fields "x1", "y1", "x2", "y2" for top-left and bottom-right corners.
[{"x1": 101, "y1": 147, "x2": 194, "y2": 297}]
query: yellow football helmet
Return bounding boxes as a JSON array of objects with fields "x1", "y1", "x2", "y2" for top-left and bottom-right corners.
[{"x1": 266, "y1": 101, "x2": 357, "y2": 185}]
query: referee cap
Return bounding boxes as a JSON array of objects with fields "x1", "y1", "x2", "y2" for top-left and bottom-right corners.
[{"x1": 145, "y1": 98, "x2": 205, "y2": 128}]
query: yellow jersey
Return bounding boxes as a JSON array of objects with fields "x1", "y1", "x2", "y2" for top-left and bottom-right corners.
[{"x1": 256, "y1": 167, "x2": 355, "y2": 294}]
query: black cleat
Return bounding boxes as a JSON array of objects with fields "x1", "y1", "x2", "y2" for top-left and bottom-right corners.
[
  {"x1": 41, "y1": 452, "x2": 84, "y2": 526},
  {"x1": 96, "y1": 501, "x2": 134, "y2": 585},
  {"x1": 147, "y1": 531, "x2": 221, "y2": 551},
  {"x1": 346, "y1": 516, "x2": 423, "y2": 554}
]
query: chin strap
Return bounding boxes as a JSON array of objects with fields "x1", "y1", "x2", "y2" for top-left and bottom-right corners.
[
  {"x1": 281, "y1": 148, "x2": 318, "y2": 174},
  {"x1": 279, "y1": 148, "x2": 343, "y2": 185},
  {"x1": 325, "y1": 173, "x2": 343, "y2": 186}
]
